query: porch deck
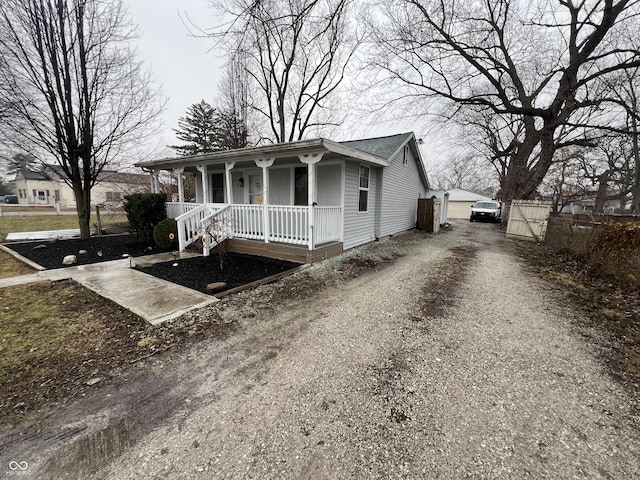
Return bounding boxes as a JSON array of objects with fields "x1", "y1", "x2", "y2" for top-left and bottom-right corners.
[{"x1": 225, "y1": 238, "x2": 343, "y2": 264}]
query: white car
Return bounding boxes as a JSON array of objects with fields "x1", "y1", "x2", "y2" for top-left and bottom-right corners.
[{"x1": 470, "y1": 201, "x2": 502, "y2": 223}]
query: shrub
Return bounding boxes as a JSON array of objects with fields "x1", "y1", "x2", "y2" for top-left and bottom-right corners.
[
  {"x1": 123, "y1": 193, "x2": 167, "y2": 244},
  {"x1": 589, "y1": 222, "x2": 640, "y2": 287},
  {"x1": 153, "y1": 218, "x2": 178, "y2": 250}
]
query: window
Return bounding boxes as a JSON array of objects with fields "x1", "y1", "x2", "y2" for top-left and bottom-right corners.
[
  {"x1": 37, "y1": 190, "x2": 47, "y2": 203},
  {"x1": 106, "y1": 191, "x2": 123, "y2": 202},
  {"x1": 358, "y1": 165, "x2": 370, "y2": 212},
  {"x1": 294, "y1": 166, "x2": 308, "y2": 206},
  {"x1": 211, "y1": 173, "x2": 224, "y2": 203},
  {"x1": 402, "y1": 145, "x2": 409, "y2": 165}
]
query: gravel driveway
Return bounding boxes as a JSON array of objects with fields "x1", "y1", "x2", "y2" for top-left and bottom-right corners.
[{"x1": 6, "y1": 222, "x2": 640, "y2": 479}]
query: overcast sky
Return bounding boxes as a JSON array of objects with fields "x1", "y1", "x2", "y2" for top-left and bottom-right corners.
[
  {"x1": 127, "y1": 0, "x2": 224, "y2": 155},
  {"x1": 125, "y1": 0, "x2": 446, "y2": 167}
]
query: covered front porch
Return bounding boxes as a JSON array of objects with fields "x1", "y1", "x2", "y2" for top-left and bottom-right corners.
[{"x1": 165, "y1": 201, "x2": 343, "y2": 257}]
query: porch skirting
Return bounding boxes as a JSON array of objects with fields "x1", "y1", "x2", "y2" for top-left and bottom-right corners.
[{"x1": 225, "y1": 238, "x2": 343, "y2": 264}]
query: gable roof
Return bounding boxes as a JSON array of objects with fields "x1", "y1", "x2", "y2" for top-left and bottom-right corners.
[
  {"x1": 340, "y1": 132, "x2": 414, "y2": 160},
  {"x1": 17, "y1": 169, "x2": 49, "y2": 181},
  {"x1": 135, "y1": 132, "x2": 429, "y2": 189},
  {"x1": 17, "y1": 165, "x2": 148, "y2": 185},
  {"x1": 447, "y1": 188, "x2": 492, "y2": 202}
]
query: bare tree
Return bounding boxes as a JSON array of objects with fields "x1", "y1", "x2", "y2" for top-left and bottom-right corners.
[
  {"x1": 209, "y1": 0, "x2": 361, "y2": 143},
  {"x1": 0, "y1": 0, "x2": 163, "y2": 238},
  {"x1": 216, "y1": 53, "x2": 250, "y2": 149},
  {"x1": 370, "y1": 0, "x2": 640, "y2": 208}
]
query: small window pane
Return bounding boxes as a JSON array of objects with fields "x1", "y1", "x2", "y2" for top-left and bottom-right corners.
[
  {"x1": 359, "y1": 166, "x2": 369, "y2": 188},
  {"x1": 359, "y1": 189, "x2": 368, "y2": 212}
]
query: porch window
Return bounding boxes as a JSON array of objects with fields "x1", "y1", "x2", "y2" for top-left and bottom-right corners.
[
  {"x1": 294, "y1": 166, "x2": 308, "y2": 206},
  {"x1": 211, "y1": 173, "x2": 224, "y2": 203},
  {"x1": 358, "y1": 165, "x2": 369, "y2": 212}
]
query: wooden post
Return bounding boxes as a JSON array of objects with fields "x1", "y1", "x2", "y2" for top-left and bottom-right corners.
[
  {"x1": 255, "y1": 158, "x2": 275, "y2": 243},
  {"x1": 173, "y1": 167, "x2": 185, "y2": 203},
  {"x1": 95, "y1": 204, "x2": 103, "y2": 236},
  {"x1": 225, "y1": 161, "x2": 236, "y2": 204}
]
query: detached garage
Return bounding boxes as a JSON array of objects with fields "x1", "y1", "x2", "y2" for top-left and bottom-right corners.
[{"x1": 447, "y1": 188, "x2": 493, "y2": 219}]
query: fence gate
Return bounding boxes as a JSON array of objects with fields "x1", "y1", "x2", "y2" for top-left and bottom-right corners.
[
  {"x1": 506, "y1": 200, "x2": 552, "y2": 241},
  {"x1": 417, "y1": 197, "x2": 441, "y2": 233}
]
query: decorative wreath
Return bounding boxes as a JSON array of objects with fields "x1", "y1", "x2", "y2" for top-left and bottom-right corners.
[{"x1": 169, "y1": 232, "x2": 175, "y2": 240}]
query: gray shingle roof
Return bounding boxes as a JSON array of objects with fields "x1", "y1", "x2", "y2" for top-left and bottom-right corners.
[{"x1": 339, "y1": 132, "x2": 414, "y2": 160}]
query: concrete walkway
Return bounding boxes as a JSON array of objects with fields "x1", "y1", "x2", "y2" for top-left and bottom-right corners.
[{"x1": 0, "y1": 252, "x2": 217, "y2": 324}]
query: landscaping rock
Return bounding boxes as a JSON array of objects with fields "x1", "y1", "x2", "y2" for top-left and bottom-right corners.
[
  {"x1": 62, "y1": 255, "x2": 77, "y2": 265},
  {"x1": 79, "y1": 249, "x2": 87, "y2": 255},
  {"x1": 206, "y1": 282, "x2": 228, "y2": 293}
]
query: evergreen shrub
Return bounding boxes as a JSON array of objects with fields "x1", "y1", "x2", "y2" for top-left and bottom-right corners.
[
  {"x1": 153, "y1": 218, "x2": 178, "y2": 250},
  {"x1": 123, "y1": 193, "x2": 167, "y2": 244}
]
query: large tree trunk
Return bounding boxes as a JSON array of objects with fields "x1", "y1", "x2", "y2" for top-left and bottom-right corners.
[{"x1": 72, "y1": 182, "x2": 92, "y2": 239}]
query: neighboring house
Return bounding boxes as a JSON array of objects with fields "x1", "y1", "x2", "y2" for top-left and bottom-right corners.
[
  {"x1": 560, "y1": 199, "x2": 624, "y2": 215},
  {"x1": 446, "y1": 188, "x2": 493, "y2": 219},
  {"x1": 13, "y1": 165, "x2": 150, "y2": 209},
  {"x1": 136, "y1": 132, "x2": 430, "y2": 263}
]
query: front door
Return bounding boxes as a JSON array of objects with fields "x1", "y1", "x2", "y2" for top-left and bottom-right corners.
[{"x1": 248, "y1": 174, "x2": 263, "y2": 204}]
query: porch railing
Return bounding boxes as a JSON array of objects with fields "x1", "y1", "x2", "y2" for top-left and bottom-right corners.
[
  {"x1": 170, "y1": 202, "x2": 343, "y2": 251},
  {"x1": 166, "y1": 202, "x2": 200, "y2": 219},
  {"x1": 314, "y1": 206, "x2": 342, "y2": 246},
  {"x1": 175, "y1": 203, "x2": 222, "y2": 251}
]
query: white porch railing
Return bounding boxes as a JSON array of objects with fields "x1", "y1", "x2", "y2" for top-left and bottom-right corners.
[
  {"x1": 166, "y1": 202, "x2": 200, "y2": 219},
  {"x1": 175, "y1": 203, "x2": 223, "y2": 251},
  {"x1": 268, "y1": 206, "x2": 309, "y2": 245},
  {"x1": 169, "y1": 202, "x2": 342, "y2": 251},
  {"x1": 314, "y1": 206, "x2": 343, "y2": 246}
]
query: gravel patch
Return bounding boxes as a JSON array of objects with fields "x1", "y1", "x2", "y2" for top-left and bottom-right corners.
[{"x1": 6, "y1": 222, "x2": 639, "y2": 479}]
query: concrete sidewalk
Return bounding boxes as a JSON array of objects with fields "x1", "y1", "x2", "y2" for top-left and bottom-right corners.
[{"x1": 0, "y1": 252, "x2": 217, "y2": 324}]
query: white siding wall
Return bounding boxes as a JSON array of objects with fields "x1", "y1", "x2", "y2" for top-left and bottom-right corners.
[
  {"x1": 269, "y1": 168, "x2": 291, "y2": 205},
  {"x1": 379, "y1": 145, "x2": 426, "y2": 237},
  {"x1": 317, "y1": 163, "x2": 342, "y2": 206},
  {"x1": 343, "y1": 161, "x2": 379, "y2": 250}
]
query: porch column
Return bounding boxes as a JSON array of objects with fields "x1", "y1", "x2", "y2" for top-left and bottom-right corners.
[
  {"x1": 173, "y1": 167, "x2": 185, "y2": 203},
  {"x1": 225, "y1": 161, "x2": 236, "y2": 204},
  {"x1": 255, "y1": 158, "x2": 275, "y2": 243},
  {"x1": 196, "y1": 165, "x2": 208, "y2": 204},
  {"x1": 151, "y1": 170, "x2": 160, "y2": 194},
  {"x1": 299, "y1": 153, "x2": 324, "y2": 250}
]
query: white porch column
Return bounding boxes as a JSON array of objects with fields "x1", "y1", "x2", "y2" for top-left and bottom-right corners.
[
  {"x1": 299, "y1": 153, "x2": 324, "y2": 250},
  {"x1": 196, "y1": 165, "x2": 208, "y2": 204},
  {"x1": 225, "y1": 161, "x2": 236, "y2": 204},
  {"x1": 255, "y1": 158, "x2": 275, "y2": 243},
  {"x1": 173, "y1": 167, "x2": 185, "y2": 203},
  {"x1": 151, "y1": 170, "x2": 160, "y2": 193}
]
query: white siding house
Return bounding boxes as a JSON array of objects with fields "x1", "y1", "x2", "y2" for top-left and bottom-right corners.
[
  {"x1": 136, "y1": 132, "x2": 430, "y2": 262},
  {"x1": 13, "y1": 165, "x2": 150, "y2": 209}
]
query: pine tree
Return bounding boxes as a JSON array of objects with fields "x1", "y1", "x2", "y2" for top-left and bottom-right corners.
[{"x1": 170, "y1": 100, "x2": 221, "y2": 156}]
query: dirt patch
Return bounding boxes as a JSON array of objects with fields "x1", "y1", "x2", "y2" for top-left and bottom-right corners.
[
  {"x1": 0, "y1": 279, "x2": 235, "y2": 425},
  {"x1": 511, "y1": 241, "x2": 640, "y2": 391}
]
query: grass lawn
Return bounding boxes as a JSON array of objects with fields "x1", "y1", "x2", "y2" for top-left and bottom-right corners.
[
  {"x1": 0, "y1": 213, "x2": 128, "y2": 240},
  {"x1": 0, "y1": 251, "x2": 36, "y2": 279}
]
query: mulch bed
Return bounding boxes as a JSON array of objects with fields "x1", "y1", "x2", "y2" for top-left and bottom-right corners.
[
  {"x1": 6, "y1": 234, "x2": 164, "y2": 269},
  {"x1": 135, "y1": 254, "x2": 299, "y2": 293},
  {"x1": 4, "y1": 234, "x2": 299, "y2": 294}
]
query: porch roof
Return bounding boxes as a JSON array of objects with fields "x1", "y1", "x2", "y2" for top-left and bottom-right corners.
[{"x1": 135, "y1": 137, "x2": 390, "y2": 171}]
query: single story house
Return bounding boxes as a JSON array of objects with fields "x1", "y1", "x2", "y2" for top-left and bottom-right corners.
[
  {"x1": 446, "y1": 188, "x2": 493, "y2": 219},
  {"x1": 135, "y1": 132, "x2": 430, "y2": 263},
  {"x1": 13, "y1": 165, "x2": 150, "y2": 209}
]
